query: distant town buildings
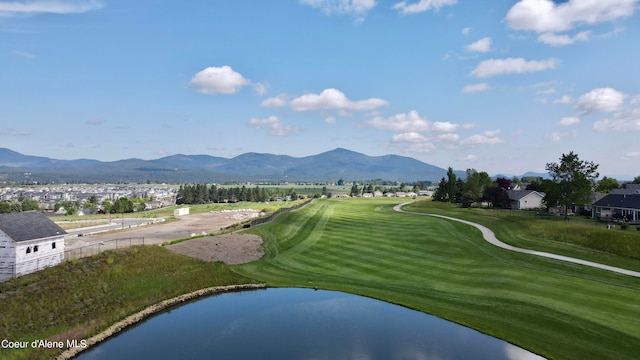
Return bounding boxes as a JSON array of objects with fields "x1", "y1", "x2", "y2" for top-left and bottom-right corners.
[{"x1": 0, "y1": 185, "x2": 178, "y2": 212}]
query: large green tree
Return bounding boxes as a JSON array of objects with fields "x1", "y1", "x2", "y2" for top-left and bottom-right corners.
[
  {"x1": 595, "y1": 177, "x2": 620, "y2": 193},
  {"x1": 463, "y1": 168, "x2": 492, "y2": 205},
  {"x1": 545, "y1": 152, "x2": 599, "y2": 218}
]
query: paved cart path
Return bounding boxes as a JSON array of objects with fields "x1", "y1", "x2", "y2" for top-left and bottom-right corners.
[{"x1": 394, "y1": 204, "x2": 640, "y2": 278}]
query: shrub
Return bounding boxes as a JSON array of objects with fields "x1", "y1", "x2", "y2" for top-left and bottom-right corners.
[{"x1": 620, "y1": 223, "x2": 628, "y2": 230}]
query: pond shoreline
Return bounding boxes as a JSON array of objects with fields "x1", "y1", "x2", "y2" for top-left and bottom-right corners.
[{"x1": 56, "y1": 283, "x2": 267, "y2": 360}]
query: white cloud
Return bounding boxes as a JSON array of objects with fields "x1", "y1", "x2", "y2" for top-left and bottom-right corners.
[
  {"x1": 393, "y1": 0, "x2": 457, "y2": 15},
  {"x1": 576, "y1": 87, "x2": 627, "y2": 114},
  {"x1": 249, "y1": 116, "x2": 297, "y2": 136},
  {"x1": 461, "y1": 130, "x2": 503, "y2": 145},
  {"x1": 537, "y1": 31, "x2": 590, "y2": 46},
  {"x1": 360, "y1": 110, "x2": 431, "y2": 132},
  {"x1": 593, "y1": 107, "x2": 640, "y2": 132},
  {"x1": 290, "y1": 88, "x2": 388, "y2": 112},
  {"x1": 462, "y1": 83, "x2": 489, "y2": 94},
  {"x1": 12, "y1": 50, "x2": 36, "y2": 58},
  {"x1": 392, "y1": 132, "x2": 426, "y2": 143},
  {"x1": 325, "y1": 116, "x2": 337, "y2": 124},
  {"x1": 300, "y1": 0, "x2": 376, "y2": 21},
  {"x1": 0, "y1": 0, "x2": 103, "y2": 16},
  {"x1": 554, "y1": 95, "x2": 573, "y2": 104},
  {"x1": 536, "y1": 87, "x2": 556, "y2": 95},
  {"x1": 461, "y1": 27, "x2": 471, "y2": 35},
  {"x1": 469, "y1": 57, "x2": 559, "y2": 78},
  {"x1": 361, "y1": 110, "x2": 457, "y2": 133},
  {"x1": 546, "y1": 131, "x2": 567, "y2": 142},
  {"x1": 465, "y1": 37, "x2": 492, "y2": 53},
  {"x1": 505, "y1": 0, "x2": 637, "y2": 34},
  {"x1": 559, "y1": 117, "x2": 580, "y2": 126},
  {"x1": 261, "y1": 94, "x2": 289, "y2": 108},
  {"x1": 621, "y1": 151, "x2": 640, "y2": 159},
  {"x1": 405, "y1": 142, "x2": 437, "y2": 153},
  {"x1": 189, "y1": 66, "x2": 251, "y2": 95},
  {"x1": 459, "y1": 154, "x2": 477, "y2": 161},
  {"x1": 432, "y1": 121, "x2": 459, "y2": 133},
  {"x1": 437, "y1": 133, "x2": 460, "y2": 142},
  {"x1": 252, "y1": 82, "x2": 268, "y2": 96}
]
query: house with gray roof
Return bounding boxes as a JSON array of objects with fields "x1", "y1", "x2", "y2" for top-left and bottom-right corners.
[
  {"x1": 0, "y1": 211, "x2": 66, "y2": 281},
  {"x1": 507, "y1": 190, "x2": 545, "y2": 210},
  {"x1": 591, "y1": 194, "x2": 640, "y2": 224}
]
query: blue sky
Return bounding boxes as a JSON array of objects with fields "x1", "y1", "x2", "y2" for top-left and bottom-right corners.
[{"x1": 1, "y1": 0, "x2": 639, "y2": 179}]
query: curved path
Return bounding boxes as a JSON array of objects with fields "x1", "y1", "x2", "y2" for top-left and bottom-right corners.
[{"x1": 394, "y1": 203, "x2": 640, "y2": 278}]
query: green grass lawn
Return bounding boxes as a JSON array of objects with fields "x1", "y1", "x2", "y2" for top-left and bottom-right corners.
[
  {"x1": 0, "y1": 246, "x2": 252, "y2": 360},
  {"x1": 234, "y1": 198, "x2": 640, "y2": 360}
]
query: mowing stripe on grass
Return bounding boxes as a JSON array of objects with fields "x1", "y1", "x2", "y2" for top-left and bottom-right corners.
[
  {"x1": 235, "y1": 198, "x2": 640, "y2": 360},
  {"x1": 395, "y1": 203, "x2": 640, "y2": 278}
]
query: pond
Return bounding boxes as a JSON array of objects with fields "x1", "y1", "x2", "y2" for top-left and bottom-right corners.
[{"x1": 76, "y1": 288, "x2": 544, "y2": 359}]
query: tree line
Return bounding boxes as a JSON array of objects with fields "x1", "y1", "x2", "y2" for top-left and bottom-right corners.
[
  {"x1": 433, "y1": 152, "x2": 638, "y2": 214},
  {"x1": 175, "y1": 184, "x2": 299, "y2": 204}
]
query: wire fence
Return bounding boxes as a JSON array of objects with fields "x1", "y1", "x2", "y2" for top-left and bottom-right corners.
[{"x1": 0, "y1": 237, "x2": 144, "y2": 282}]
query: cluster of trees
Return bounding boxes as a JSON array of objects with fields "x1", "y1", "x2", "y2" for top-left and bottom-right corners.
[
  {"x1": 176, "y1": 184, "x2": 299, "y2": 205},
  {"x1": 432, "y1": 152, "x2": 616, "y2": 215},
  {"x1": 346, "y1": 182, "x2": 423, "y2": 197},
  {"x1": 0, "y1": 198, "x2": 40, "y2": 214},
  {"x1": 432, "y1": 168, "x2": 504, "y2": 207},
  {"x1": 0, "y1": 195, "x2": 147, "y2": 215}
]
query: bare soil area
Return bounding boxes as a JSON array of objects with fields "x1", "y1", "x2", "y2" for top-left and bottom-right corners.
[
  {"x1": 165, "y1": 234, "x2": 264, "y2": 264},
  {"x1": 65, "y1": 211, "x2": 264, "y2": 264}
]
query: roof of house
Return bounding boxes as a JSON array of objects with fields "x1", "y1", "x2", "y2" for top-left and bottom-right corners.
[
  {"x1": 610, "y1": 184, "x2": 640, "y2": 195},
  {"x1": 0, "y1": 211, "x2": 67, "y2": 242},
  {"x1": 592, "y1": 194, "x2": 640, "y2": 210},
  {"x1": 507, "y1": 190, "x2": 544, "y2": 201}
]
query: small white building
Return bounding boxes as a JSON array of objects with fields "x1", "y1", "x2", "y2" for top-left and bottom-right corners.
[
  {"x1": 0, "y1": 211, "x2": 66, "y2": 281},
  {"x1": 173, "y1": 207, "x2": 190, "y2": 217}
]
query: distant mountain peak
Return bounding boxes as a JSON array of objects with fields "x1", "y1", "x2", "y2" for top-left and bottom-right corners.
[{"x1": 0, "y1": 147, "x2": 446, "y2": 183}]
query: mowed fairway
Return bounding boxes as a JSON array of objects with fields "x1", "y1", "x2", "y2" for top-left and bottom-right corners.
[{"x1": 234, "y1": 198, "x2": 640, "y2": 360}]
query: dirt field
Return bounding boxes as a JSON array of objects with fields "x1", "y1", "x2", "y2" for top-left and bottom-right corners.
[
  {"x1": 165, "y1": 234, "x2": 264, "y2": 264},
  {"x1": 65, "y1": 210, "x2": 264, "y2": 264}
]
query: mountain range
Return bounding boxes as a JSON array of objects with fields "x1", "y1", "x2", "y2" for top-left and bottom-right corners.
[{"x1": 0, "y1": 148, "x2": 460, "y2": 184}]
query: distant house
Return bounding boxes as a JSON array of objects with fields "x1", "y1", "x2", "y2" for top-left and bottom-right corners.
[
  {"x1": 591, "y1": 194, "x2": 640, "y2": 223},
  {"x1": 507, "y1": 190, "x2": 545, "y2": 210},
  {"x1": 0, "y1": 211, "x2": 66, "y2": 281},
  {"x1": 610, "y1": 184, "x2": 640, "y2": 196}
]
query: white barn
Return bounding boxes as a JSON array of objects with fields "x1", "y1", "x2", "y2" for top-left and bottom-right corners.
[{"x1": 0, "y1": 211, "x2": 66, "y2": 281}]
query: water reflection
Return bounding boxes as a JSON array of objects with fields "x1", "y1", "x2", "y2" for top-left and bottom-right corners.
[{"x1": 77, "y1": 288, "x2": 544, "y2": 360}]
